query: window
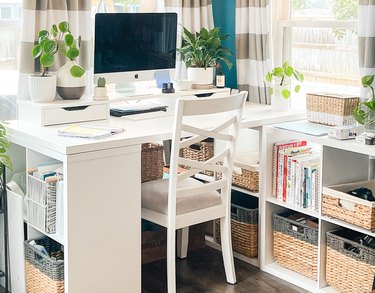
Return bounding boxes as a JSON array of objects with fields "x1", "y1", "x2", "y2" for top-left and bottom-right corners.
[
  {"x1": 274, "y1": 0, "x2": 359, "y2": 108},
  {"x1": 0, "y1": 6, "x2": 12, "y2": 19},
  {"x1": 91, "y1": 0, "x2": 156, "y2": 15}
]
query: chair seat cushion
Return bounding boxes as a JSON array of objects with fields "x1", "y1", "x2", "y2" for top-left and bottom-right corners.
[{"x1": 141, "y1": 177, "x2": 222, "y2": 215}]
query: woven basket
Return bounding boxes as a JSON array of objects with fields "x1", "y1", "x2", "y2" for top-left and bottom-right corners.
[
  {"x1": 326, "y1": 228, "x2": 375, "y2": 293},
  {"x1": 322, "y1": 181, "x2": 375, "y2": 231},
  {"x1": 141, "y1": 143, "x2": 164, "y2": 183},
  {"x1": 181, "y1": 140, "x2": 214, "y2": 176},
  {"x1": 306, "y1": 93, "x2": 359, "y2": 126},
  {"x1": 25, "y1": 237, "x2": 64, "y2": 293},
  {"x1": 273, "y1": 212, "x2": 319, "y2": 280},
  {"x1": 215, "y1": 191, "x2": 258, "y2": 258}
]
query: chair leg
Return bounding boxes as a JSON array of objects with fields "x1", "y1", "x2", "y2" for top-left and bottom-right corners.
[
  {"x1": 220, "y1": 216, "x2": 236, "y2": 284},
  {"x1": 167, "y1": 228, "x2": 177, "y2": 293},
  {"x1": 177, "y1": 227, "x2": 189, "y2": 259}
]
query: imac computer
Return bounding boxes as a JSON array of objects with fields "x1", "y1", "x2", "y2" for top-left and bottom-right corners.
[{"x1": 94, "y1": 13, "x2": 177, "y2": 94}]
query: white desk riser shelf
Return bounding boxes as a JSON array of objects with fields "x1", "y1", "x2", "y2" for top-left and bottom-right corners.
[{"x1": 5, "y1": 92, "x2": 306, "y2": 293}]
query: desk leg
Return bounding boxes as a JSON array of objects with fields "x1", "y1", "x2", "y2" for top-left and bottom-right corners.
[{"x1": 64, "y1": 145, "x2": 141, "y2": 293}]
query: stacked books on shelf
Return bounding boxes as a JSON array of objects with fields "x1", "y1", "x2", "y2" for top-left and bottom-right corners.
[{"x1": 272, "y1": 140, "x2": 321, "y2": 212}]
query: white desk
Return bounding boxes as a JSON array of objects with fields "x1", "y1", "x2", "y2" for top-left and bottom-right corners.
[{"x1": 4, "y1": 102, "x2": 305, "y2": 293}]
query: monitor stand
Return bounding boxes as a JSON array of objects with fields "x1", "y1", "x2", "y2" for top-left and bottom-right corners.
[{"x1": 115, "y1": 81, "x2": 153, "y2": 97}]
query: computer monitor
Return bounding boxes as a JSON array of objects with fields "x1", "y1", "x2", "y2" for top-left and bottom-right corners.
[{"x1": 94, "y1": 13, "x2": 177, "y2": 93}]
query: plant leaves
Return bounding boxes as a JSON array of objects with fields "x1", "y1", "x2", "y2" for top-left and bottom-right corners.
[
  {"x1": 364, "y1": 100, "x2": 375, "y2": 110},
  {"x1": 66, "y1": 47, "x2": 79, "y2": 60},
  {"x1": 265, "y1": 72, "x2": 272, "y2": 82},
  {"x1": 59, "y1": 21, "x2": 69, "y2": 33},
  {"x1": 0, "y1": 154, "x2": 13, "y2": 171},
  {"x1": 362, "y1": 75, "x2": 374, "y2": 87},
  {"x1": 353, "y1": 106, "x2": 366, "y2": 125},
  {"x1": 40, "y1": 52, "x2": 54, "y2": 68},
  {"x1": 284, "y1": 66, "x2": 293, "y2": 77},
  {"x1": 70, "y1": 64, "x2": 85, "y2": 77},
  {"x1": 51, "y1": 24, "x2": 58, "y2": 37},
  {"x1": 65, "y1": 34, "x2": 74, "y2": 46},
  {"x1": 38, "y1": 30, "x2": 49, "y2": 38},
  {"x1": 282, "y1": 89, "x2": 290, "y2": 99},
  {"x1": 294, "y1": 84, "x2": 301, "y2": 93},
  {"x1": 43, "y1": 39, "x2": 56, "y2": 54},
  {"x1": 0, "y1": 137, "x2": 10, "y2": 149},
  {"x1": 32, "y1": 44, "x2": 42, "y2": 58}
]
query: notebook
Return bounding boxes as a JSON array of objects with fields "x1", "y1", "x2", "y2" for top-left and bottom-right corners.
[{"x1": 58, "y1": 125, "x2": 124, "y2": 139}]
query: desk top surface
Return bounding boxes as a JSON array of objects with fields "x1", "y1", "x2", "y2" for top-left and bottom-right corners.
[{"x1": 5, "y1": 102, "x2": 306, "y2": 155}]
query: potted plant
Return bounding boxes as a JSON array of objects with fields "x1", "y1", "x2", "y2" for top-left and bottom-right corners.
[
  {"x1": 31, "y1": 21, "x2": 85, "y2": 102},
  {"x1": 265, "y1": 62, "x2": 304, "y2": 111},
  {"x1": 93, "y1": 77, "x2": 108, "y2": 101},
  {"x1": 354, "y1": 75, "x2": 375, "y2": 131},
  {"x1": 177, "y1": 26, "x2": 233, "y2": 87}
]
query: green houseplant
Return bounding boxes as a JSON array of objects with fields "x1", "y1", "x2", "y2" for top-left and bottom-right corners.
[
  {"x1": 177, "y1": 27, "x2": 233, "y2": 86},
  {"x1": 265, "y1": 62, "x2": 304, "y2": 110},
  {"x1": 0, "y1": 123, "x2": 13, "y2": 174},
  {"x1": 353, "y1": 75, "x2": 375, "y2": 129}
]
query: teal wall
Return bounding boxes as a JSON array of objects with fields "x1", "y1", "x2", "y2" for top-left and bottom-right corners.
[{"x1": 212, "y1": 0, "x2": 237, "y2": 89}]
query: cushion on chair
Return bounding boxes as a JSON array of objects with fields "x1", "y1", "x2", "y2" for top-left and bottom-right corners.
[{"x1": 141, "y1": 177, "x2": 222, "y2": 215}]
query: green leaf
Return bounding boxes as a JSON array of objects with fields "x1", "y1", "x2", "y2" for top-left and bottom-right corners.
[
  {"x1": 51, "y1": 24, "x2": 58, "y2": 37},
  {"x1": 38, "y1": 30, "x2": 49, "y2": 38},
  {"x1": 0, "y1": 154, "x2": 13, "y2": 171},
  {"x1": 38, "y1": 35, "x2": 48, "y2": 46},
  {"x1": 284, "y1": 66, "x2": 293, "y2": 77},
  {"x1": 65, "y1": 34, "x2": 74, "y2": 46},
  {"x1": 43, "y1": 39, "x2": 56, "y2": 54},
  {"x1": 269, "y1": 87, "x2": 273, "y2": 95},
  {"x1": 59, "y1": 21, "x2": 69, "y2": 33},
  {"x1": 282, "y1": 89, "x2": 290, "y2": 99},
  {"x1": 362, "y1": 75, "x2": 374, "y2": 87},
  {"x1": 364, "y1": 101, "x2": 375, "y2": 110},
  {"x1": 70, "y1": 64, "x2": 85, "y2": 77},
  {"x1": 66, "y1": 47, "x2": 79, "y2": 60},
  {"x1": 282, "y1": 61, "x2": 289, "y2": 71},
  {"x1": 32, "y1": 44, "x2": 42, "y2": 58},
  {"x1": 0, "y1": 137, "x2": 10, "y2": 149},
  {"x1": 40, "y1": 53, "x2": 54, "y2": 68},
  {"x1": 294, "y1": 84, "x2": 301, "y2": 93},
  {"x1": 273, "y1": 67, "x2": 283, "y2": 78},
  {"x1": 78, "y1": 35, "x2": 81, "y2": 47},
  {"x1": 353, "y1": 106, "x2": 366, "y2": 124},
  {"x1": 265, "y1": 72, "x2": 272, "y2": 82},
  {"x1": 293, "y1": 70, "x2": 304, "y2": 82}
]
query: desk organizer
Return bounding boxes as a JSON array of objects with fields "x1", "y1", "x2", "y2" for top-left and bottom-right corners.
[
  {"x1": 322, "y1": 180, "x2": 375, "y2": 231},
  {"x1": 25, "y1": 237, "x2": 64, "y2": 293},
  {"x1": 27, "y1": 174, "x2": 60, "y2": 234},
  {"x1": 181, "y1": 140, "x2": 214, "y2": 176},
  {"x1": 141, "y1": 143, "x2": 164, "y2": 183},
  {"x1": 215, "y1": 191, "x2": 258, "y2": 258},
  {"x1": 326, "y1": 228, "x2": 375, "y2": 293},
  {"x1": 306, "y1": 93, "x2": 359, "y2": 126},
  {"x1": 273, "y1": 211, "x2": 319, "y2": 280}
]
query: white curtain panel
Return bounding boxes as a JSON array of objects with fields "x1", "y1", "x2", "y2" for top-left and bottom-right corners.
[
  {"x1": 160, "y1": 0, "x2": 214, "y2": 80},
  {"x1": 18, "y1": 0, "x2": 93, "y2": 100},
  {"x1": 236, "y1": 0, "x2": 271, "y2": 104}
]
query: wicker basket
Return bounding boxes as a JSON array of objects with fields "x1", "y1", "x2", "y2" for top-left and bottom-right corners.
[
  {"x1": 273, "y1": 212, "x2": 319, "y2": 280},
  {"x1": 181, "y1": 140, "x2": 214, "y2": 176},
  {"x1": 306, "y1": 93, "x2": 359, "y2": 126},
  {"x1": 231, "y1": 163, "x2": 259, "y2": 192},
  {"x1": 141, "y1": 143, "x2": 164, "y2": 183},
  {"x1": 215, "y1": 191, "x2": 258, "y2": 258},
  {"x1": 25, "y1": 237, "x2": 64, "y2": 293},
  {"x1": 326, "y1": 228, "x2": 375, "y2": 293},
  {"x1": 322, "y1": 180, "x2": 375, "y2": 231}
]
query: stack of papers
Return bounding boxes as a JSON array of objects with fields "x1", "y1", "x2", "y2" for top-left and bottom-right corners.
[{"x1": 58, "y1": 125, "x2": 124, "y2": 139}]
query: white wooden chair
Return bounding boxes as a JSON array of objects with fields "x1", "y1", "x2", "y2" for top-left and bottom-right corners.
[{"x1": 141, "y1": 91, "x2": 248, "y2": 292}]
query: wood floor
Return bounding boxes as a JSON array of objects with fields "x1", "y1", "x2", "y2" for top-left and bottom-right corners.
[{"x1": 142, "y1": 246, "x2": 309, "y2": 293}]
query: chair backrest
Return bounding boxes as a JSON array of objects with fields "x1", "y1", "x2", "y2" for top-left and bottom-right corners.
[{"x1": 168, "y1": 91, "x2": 248, "y2": 219}]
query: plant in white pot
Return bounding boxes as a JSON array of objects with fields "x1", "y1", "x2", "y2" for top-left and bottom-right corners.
[
  {"x1": 354, "y1": 75, "x2": 375, "y2": 132},
  {"x1": 265, "y1": 62, "x2": 304, "y2": 111},
  {"x1": 93, "y1": 77, "x2": 108, "y2": 101},
  {"x1": 177, "y1": 27, "x2": 233, "y2": 88}
]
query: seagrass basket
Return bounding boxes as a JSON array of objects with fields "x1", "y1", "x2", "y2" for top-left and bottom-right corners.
[
  {"x1": 306, "y1": 93, "x2": 359, "y2": 126},
  {"x1": 273, "y1": 212, "x2": 319, "y2": 280},
  {"x1": 215, "y1": 191, "x2": 258, "y2": 258},
  {"x1": 141, "y1": 143, "x2": 164, "y2": 183},
  {"x1": 326, "y1": 228, "x2": 375, "y2": 293},
  {"x1": 25, "y1": 237, "x2": 64, "y2": 293},
  {"x1": 181, "y1": 140, "x2": 214, "y2": 176}
]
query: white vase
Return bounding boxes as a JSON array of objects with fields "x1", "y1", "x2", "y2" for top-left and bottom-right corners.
[
  {"x1": 93, "y1": 86, "x2": 108, "y2": 101},
  {"x1": 187, "y1": 67, "x2": 214, "y2": 85},
  {"x1": 271, "y1": 84, "x2": 291, "y2": 111},
  {"x1": 56, "y1": 60, "x2": 86, "y2": 100},
  {"x1": 28, "y1": 74, "x2": 56, "y2": 103}
]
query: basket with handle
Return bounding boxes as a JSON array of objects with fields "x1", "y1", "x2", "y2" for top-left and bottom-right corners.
[{"x1": 141, "y1": 143, "x2": 164, "y2": 183}]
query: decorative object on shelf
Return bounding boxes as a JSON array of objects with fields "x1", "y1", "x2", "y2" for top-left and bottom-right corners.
[
  {"x1": 356, "y1": 132, "x2": 375, "y2": 145},
  {"x1": 162, "y1": 82, "x2": 175, "y2": 94},
  {"x1": 216, "y1": 71, "x2": 225, "y2": 88},
  {"x1": 354, "y1": 75, "x2": 375, "y2": 132},
  {"x1": 326, "y1": 228, "x2": 375, "y2": 293},
  {"x1": 328, "y1": 125, "x2": 364, "y2": 140},
  {"x1": 93, "y1": 77, "x2": 108, "y2": 101},
  {"x1": 307, "y1": 92, "x2": 359, "y2": 126},
  {"x1": 265, "y1": 62, "x2": 304, "y2": 111},
  {"x1": 322, "y1": 180, "x2": 375, "y2": 231},
  {"x1": 178, "y1": 26, "x2": 233, "y2": 88},
  {"x1": 55, "y1": 21, "x2": 86, "y2": 100},
  {"x1": 273, "y1": 211, "x2": 319, "y2": 281}
]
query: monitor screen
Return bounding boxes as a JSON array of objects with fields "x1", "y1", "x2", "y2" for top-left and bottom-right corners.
[{"x1": 94, "y1": 13, "x2": 177, "y2": 75}]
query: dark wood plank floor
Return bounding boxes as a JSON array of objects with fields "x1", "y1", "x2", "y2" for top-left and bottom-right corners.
[{"x1": 142, "y1": 246, "x2": 310, "y2": 293}]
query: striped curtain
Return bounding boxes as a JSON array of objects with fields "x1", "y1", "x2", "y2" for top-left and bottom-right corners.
[
  {"x1": 18, "y1": 0, "x2": 92, "y2": 100},
  {"x1": 358, "y1": 0, "x2": 375, "y2": 86},
  {"x1": 162, "y1": 0, "x2": 214, "y2": 80},
  {"x1": 236, "y1": 0, "x2": 271, "y2": 104}
]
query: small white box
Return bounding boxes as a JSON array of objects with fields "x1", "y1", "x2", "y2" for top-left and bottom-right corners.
[
  {"x1": 328, "y1": 125, "x2": 364, "y2": 140},
  {"x1": 18, "y1": 97, "x2": 109, "y2": 126}
]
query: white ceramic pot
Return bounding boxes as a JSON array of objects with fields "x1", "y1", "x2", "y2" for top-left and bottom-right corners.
[
  {"x1": 93, "y1": 86, "x2": 108, "y2": 101},
  {"x1": 28, "y1": 74, "x2": 56, "y2": 103},
  {"x1": 271, "y1": 84, "x2": 291, "y2": 111},
  {"x1": 56, "y1": 60, "x2": 86, "y2": 100},
  {"x1": 187, "y1": 67, "x2": 214, "y2": 85}
]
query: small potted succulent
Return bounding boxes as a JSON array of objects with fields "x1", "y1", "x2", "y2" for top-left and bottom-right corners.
[
  {"x1": 177, "y1": 26, "x2": 233, "y2": 87},
  {"x1": 265, "y1": 62, "x2": 304, "y2": 111},
  {"x1": 93, "y1": 77, "x2": 108, "y2": 101},
  {"x1": 354, "y1": 75, "x2": 375, "y2": 131}
]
